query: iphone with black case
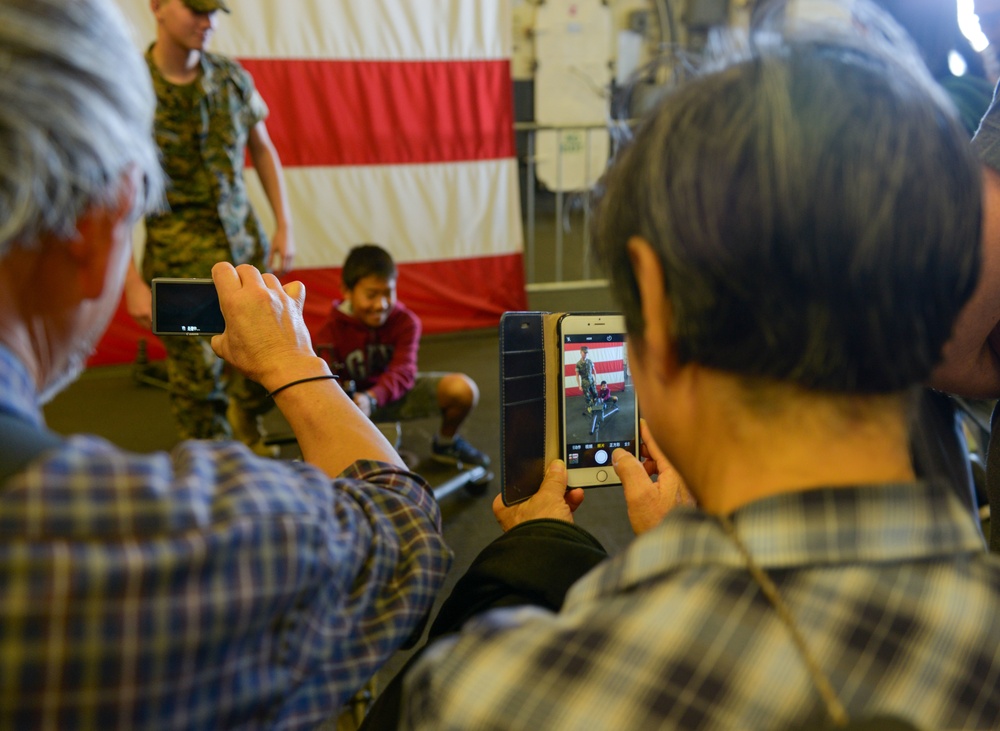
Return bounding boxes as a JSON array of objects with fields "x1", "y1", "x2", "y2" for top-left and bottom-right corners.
[{"x1": 558, "y1": 312, "x2": 638, "y2": 488}]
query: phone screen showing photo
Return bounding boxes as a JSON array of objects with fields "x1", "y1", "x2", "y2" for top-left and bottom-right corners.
[{"x1": 560, "y1": 330, "x2": 637, "y2": 487}]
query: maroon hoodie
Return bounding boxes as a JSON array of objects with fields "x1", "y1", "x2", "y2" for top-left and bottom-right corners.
[{"x1": 314, "y1": 300, "x2": 421, "y2": 407}]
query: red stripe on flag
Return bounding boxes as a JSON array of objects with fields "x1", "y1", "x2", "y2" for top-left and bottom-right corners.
[
  {"x1": 88, "y1": 254, "x2": 528, "y2": 367},
  {"x1": 563, "y1": 362, "x2": 624, "y2": 380},
  {"x1": 296, "y1": 254, "x2": 528, "y2": 335},
  {"x1": 563, "y1": 342, "x2": 625, "y2": 396},
  {"x1": 240, "y1": 59, "x2": 516, "y2": 167}
]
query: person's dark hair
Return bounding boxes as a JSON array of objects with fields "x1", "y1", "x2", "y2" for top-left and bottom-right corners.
[
  {"x1": 592, "y1": 2, "x2": 982, "y2": 394},
  {"x1": 341, "y1": 243, "x2": 398, "y2": 289}
]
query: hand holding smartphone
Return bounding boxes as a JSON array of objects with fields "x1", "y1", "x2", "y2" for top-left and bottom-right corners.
[{"x1": 558, "y1": 313, "x2": 639, "y2": 489}]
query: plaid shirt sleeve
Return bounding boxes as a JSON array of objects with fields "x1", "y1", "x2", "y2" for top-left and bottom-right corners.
[
  {"x1": 0, "y1": 436, "x2": 451, "y2": 731},
  {"x1": 402, "y1": 483, "x2": 1000, "y2": 731}
]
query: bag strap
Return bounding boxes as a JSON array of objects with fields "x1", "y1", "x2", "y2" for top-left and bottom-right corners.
[
  {"x1": 718, "y1": 515, "x2": 850, "y2": 726},
  {"x1": 719, "y1": 515, "x2": 924, "y2": 730},
  {"x1": 0, "y1": 411, "x2": 64, "y2": 483}
]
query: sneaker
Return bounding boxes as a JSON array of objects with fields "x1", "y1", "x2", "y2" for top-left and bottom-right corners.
[{"x1": 432, "y1": 436, "x2": 491, "y2": 468}]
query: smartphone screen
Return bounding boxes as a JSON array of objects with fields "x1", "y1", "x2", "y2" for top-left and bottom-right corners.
[
  {"x1": 559, "y1": 313, "x2": 638, "y2": 488},
  {"x1": 151, "y1": 278, "x2": 225, "y2": 336}
]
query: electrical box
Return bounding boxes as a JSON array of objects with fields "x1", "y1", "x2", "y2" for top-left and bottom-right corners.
[{"x1": 533, "y1": 0, "x2": 614, "y2": 191}]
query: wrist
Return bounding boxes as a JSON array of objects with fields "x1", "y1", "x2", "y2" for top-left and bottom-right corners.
[{"x1": 259, "y1": 356, "x2": 331, "y2": 395}]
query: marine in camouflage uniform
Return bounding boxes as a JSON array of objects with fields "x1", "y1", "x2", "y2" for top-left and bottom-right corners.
[
  {"x1": 575, "y1": 347, "x2": 599, "y2": 411},
  {"x1": 143, "y1": 45, "x2": 272, "y2": 441}
]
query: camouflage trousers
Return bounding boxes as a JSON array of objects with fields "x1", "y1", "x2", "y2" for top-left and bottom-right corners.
[{"x1": 162, "y1": 336, "x2": 271, "y2": 441}]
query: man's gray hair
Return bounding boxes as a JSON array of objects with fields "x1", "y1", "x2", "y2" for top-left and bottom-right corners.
[{"x1": 0, "y1": 0, "x2": 164, "y2": 256}]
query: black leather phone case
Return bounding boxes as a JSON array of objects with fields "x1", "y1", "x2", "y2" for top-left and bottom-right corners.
[{"x1": 499, "y1": 311, "x2": 563, "y2": 505}]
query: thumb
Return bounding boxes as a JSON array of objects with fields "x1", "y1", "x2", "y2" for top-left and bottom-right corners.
[
  {"x1": 538, "y1": 459, "x2": 568, "y2": 496},
  {"x1": 612, "y1": 448, "x2": 647, "y2": 491}
]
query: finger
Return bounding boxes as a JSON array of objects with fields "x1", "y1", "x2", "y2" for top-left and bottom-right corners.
[
  {"x1": 492, "y1": 492, "x2": 505, "y2": 519},
  {"x1": 211, "y1": 261, "x2": 240, "y2": 295},
  {"x1": 261, "y1": 271, "x2": 282, "y2": 290},
  {"x1": 283, "y1": 279, "x2": 305, "y2": 307},
  {"x1": 564, "y1": 488, "x2": 585, "y2": 512},
  {"x1": 612, "y1": 448, "x2": 657, "y2": 499},
  {"x1": 234, "y1": 263, "x2": 266, "y2": 287},
  {"x1": 537, "y1": 460, "x2": 568, "y2": 496},
  {"x1": 492, "y1": 493, "x2": 521, "y2": 528}
]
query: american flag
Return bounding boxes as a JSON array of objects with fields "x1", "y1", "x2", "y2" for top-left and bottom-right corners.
[{"x1": 94, "y1": 0, "x2": 526, "y2": 365}]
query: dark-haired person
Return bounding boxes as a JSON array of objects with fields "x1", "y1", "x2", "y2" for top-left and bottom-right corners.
[
  {"x1": 316, "y1": 243, "x2": 490, "y2": 468},
  {"x1": 375, "y1": 2, "x2": 1000, "y2": 729},
  {"x1": 595, "y1": 379, "x2": 618, "y2": 410}
]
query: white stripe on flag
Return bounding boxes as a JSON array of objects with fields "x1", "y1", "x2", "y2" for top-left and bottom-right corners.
[
  {"x1": 245, "y1": 160, "x2": 524, "y2": 269},
  {"x1": 114, "y1": 1, "x2": 511, "y2": 61}
]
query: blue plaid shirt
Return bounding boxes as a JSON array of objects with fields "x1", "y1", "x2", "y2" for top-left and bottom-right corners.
[
  {"x1": 0, "y1": 346, "x2": 451, "y2": 729},
  {"x1": 405, "y1": 482, "x2": 1000, "y2": 730}
]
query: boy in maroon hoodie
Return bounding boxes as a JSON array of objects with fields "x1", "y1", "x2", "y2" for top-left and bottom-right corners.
[{"x1": 316, "y1": 244, "x2": 490, "y2": 468}]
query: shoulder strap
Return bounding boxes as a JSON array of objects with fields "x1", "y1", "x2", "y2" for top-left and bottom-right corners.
[{"x1": 0, "y1": 411, "x2": 64, "y2": 483}]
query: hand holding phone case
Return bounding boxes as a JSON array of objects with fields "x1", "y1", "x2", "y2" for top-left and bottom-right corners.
[
  {"x1": 501, "y1": 311, "x2": 638, "y2": 504},
  {"x1": 499, "y1": 311, "x2": 565, "y2": 505}
]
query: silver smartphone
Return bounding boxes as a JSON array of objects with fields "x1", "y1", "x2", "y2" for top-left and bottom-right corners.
[
  {"x1": 558, "y1": 313, "x2": 639, "y2": 488},
  {"x1": 151, "y1": 278, "x2": 225, "y2": 336}
]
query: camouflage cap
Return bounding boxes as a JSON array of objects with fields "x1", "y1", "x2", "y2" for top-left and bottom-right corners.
[{"x1": 183, "y1": 0, "x2": 230, "y2": 12}]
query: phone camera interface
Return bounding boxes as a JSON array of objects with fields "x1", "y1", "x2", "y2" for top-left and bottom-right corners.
[{"x1": 563, "y1": 333, "x2": 636, "y2": 470}]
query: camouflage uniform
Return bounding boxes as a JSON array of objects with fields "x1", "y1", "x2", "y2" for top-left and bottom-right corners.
[
  {"x1": 143, "y1": 46, "x2": 271, "y2": 440},
  {"x1": 575, "y1": 353, "x2": 598, "y2": 408}
]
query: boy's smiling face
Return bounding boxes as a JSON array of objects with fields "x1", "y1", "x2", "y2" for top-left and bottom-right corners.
[{"x1": 344, "y1": 274, "x2": 397, "y2": 328}]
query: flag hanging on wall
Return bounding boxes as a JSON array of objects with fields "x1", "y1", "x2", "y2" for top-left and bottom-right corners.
[
  {"x1": 562, "y1": 342, "x2": 626, "y2": 397},
  {"x1": 94, "y1": 0, "x2": 526, "y2": 366}
]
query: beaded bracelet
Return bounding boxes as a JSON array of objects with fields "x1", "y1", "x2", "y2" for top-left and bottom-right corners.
[{"x1": 266, "y1": 374, "x2": 339, "y2": 399}]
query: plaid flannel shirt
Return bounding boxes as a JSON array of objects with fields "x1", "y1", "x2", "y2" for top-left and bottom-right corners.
[
  {"x1": 405, "y1": 482, "x2": 1000, "y2": 730},
  {"x1": 0, "y1": 346, "x2": 451, "y2": 730}
]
